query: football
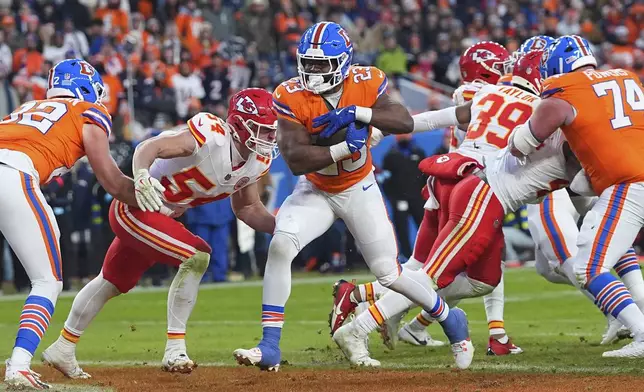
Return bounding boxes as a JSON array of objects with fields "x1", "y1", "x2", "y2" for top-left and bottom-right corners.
[{"x1": 311, "y1": 121, "x2": 367, "y2": 146}]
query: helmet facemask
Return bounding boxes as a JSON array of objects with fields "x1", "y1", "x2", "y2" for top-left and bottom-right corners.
[
  {"x1": 297, "y1": 49, "x2": 350, "y2": 94},
  {"x1": 232, "y1": 115, "x2": 279, "y2": 159}
]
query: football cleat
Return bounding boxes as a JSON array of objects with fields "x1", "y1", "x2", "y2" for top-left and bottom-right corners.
[
  {"x1": 5, "y1": 360, "x2": 50, "y2": 390},
  {"x1": 602, "y1": 341, "x2": 644, "y2": 358},
  {"x1": 233, "y1": 347, "x2": 280, "y2": 372},
  {"x1": 162, "y1": 351, "x2": 197, "y2": 373},
  {"x1": 329, "y1": 279, "x2": 357, "y2": 335},
  {"x1": 398, "y1": 323, "x2": 446, "y2": 347},
  {"x1": 333, "y1": 322, "x2": 380, "y2": 367},
  {"x1": 451, "y1": 339, "x2": 475, "y2": 369},
  {"x1": 42, "y1": 344, "x2": 91, "y2": 379},
  {"x1": 486, "y1": 336, "x2": 524, "y2": 355},
  {"x1": 601, "y1": 317, "x2": 632, "y2": 345}
]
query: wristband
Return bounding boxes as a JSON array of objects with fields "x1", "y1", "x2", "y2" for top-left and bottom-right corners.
[
  {"x1": 512, "y1": 121, "x2": 541, "y2": 156},
  {"x1": 330, "y1": 141, "x2": 351, "y2": 162},
  {"x1": 355, "y1": 106, "x2": 373, "y2": 124}
]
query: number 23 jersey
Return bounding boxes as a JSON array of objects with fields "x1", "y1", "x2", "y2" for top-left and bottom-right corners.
[
  {"x1": 0, "y1": 98, "x2": 112, "y2": 184},
  {"x1": 272, "y1": 66, "x2": 388, "y2": 193},
  {"x1": 148, "y1": 112, "x2": 271, "y2": 209}
]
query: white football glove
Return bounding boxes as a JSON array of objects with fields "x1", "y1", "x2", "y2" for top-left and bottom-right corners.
[{"x1": 134, "y1": 169, "x2": 166, "y2": 212}]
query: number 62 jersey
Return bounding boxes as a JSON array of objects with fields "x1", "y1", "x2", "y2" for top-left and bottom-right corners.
[{"x1": 149, "y1": 112, "x2": 271, "y2": 211}]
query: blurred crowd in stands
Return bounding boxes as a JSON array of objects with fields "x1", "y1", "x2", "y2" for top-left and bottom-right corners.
[{"x1": 0, "y1": 0, "x2": 642, "y2": 292}]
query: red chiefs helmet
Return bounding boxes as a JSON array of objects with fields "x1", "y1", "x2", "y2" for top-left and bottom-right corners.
[
  {"x1": 459, "y1": 41, "x2": 510, "y2": 85},
  {"x1": 511, "y1": 50, "x2": 543, "y2": 96},
  {"x1": 226, "y1": 88, "x2": 278, "y2": 159}
]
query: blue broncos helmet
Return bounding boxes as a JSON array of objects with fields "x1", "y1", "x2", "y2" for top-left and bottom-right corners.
[
  {"x1": 518, "y1": 35, "x2": 555, "y2": 54},
  {"x1": 297, "y1": 22, "x2": 354, "y2": 94},
  {"x1": 541, "y1": 35, "x2": 597, "y2": 78},
  {"x1": 46, "y1": 59, "x2": 106, "y2": 104}
]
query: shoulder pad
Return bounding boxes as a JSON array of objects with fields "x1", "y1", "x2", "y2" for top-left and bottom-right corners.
[{"x1": 187, "y1": 112, "x2": 228, "y2": 147}]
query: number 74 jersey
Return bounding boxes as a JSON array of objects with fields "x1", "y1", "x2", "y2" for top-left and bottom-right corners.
[
  {"x1": 0, "y1": 98, "x2": 112, "y2": 184},
  {"x1": 541, "y1": 68, "x2": 644, "y2": 194}
]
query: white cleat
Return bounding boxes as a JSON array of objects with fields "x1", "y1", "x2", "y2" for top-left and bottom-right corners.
[
  {"x1": 380, "y1": 310, "x2": 406, "y2": 350},
  {"x1": 398, "y1": 323, "x2": 445, "y2": 347},
  {"x1": 333, "y1": 323, "x2": 381, "y2": 367},
  {"x1": 451, "y1": 339, "x2": 475, "y2": 369},
  {"x1": 602, "y1": 341, "x2": 644, "y2": 358},
  {"x1": 5, "y1": 360, "x2": 50, "y2": 390},
  {"x1": 601, "y1": 317, "x2": 632, "y2": 345},
  {"x1": 232, "y1": 347, "x2": 279, "y2": 372},
  {"x1": 42, "y1": 343, "x2": 91, "y2": 379},
  {"x1": 162, "y1": 351, "x2": 197, "y2": 373}
]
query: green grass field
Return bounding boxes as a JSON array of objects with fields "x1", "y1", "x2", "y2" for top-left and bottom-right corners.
[{"x1": 0, "y1": 267, "x2": 642, "y2": 375}]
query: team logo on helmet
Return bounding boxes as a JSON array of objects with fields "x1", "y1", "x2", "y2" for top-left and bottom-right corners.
[
  {"x1": 235, "y1": 96, "x2": 259, "y2": 115},
  {"x1": 79, "y1": 61, "x2": 95, "y2": 76},
  {"x1": 471, "y1": 49, "x2": 498, "y2": 61},
  {"x1": 528, "y1": 37, "x2": 547, "y2": 50}
]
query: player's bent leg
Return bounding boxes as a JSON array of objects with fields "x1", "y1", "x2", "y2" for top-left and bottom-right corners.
[
  {"x1": 44, "y1": 238, "x2": 150, "y2": 379},
  {"x1": 236, "y1": 179, "x2": 336, "y2": 371},
  {"x1": 164, "y1": 250, "x2": 210, "y2": 373},
  {"x1": 566, "y1": 184, "x2": 644, "y2": 357},
  {"x1": 0, "y1": 168, "x2": 66, "y2": 389}
]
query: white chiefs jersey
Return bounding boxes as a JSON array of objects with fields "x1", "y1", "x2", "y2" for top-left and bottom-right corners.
[
  {"x1": 486, "y1": 130, "x2": 577, "y2": 213},
  {"x1": 449, "y1": 81, "x2": 485, "y2": 151},
  {"x1": 149, "y1": 112, "x2": 271, "y2": 210},
  {"x1": 458, "y1": 83, "x2": 539, "y2": 168}
]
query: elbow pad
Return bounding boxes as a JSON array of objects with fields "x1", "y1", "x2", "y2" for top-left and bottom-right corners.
[{"x1": 412, "y1": 107, "x2": 459, "y2": 133}]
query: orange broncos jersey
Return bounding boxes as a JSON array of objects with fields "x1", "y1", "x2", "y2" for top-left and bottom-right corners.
[
  {"x1": 542, "y1": 68, "x2": 644, "y2": 194},
  {"x1": 272, "y1": 66, "x2": 388, "y2": 193},
  {"x1": 0, "y1": 98, "x2": 112, "y2": 185}
]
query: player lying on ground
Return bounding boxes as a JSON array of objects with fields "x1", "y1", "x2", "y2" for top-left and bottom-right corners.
[
  {"x1": 42, "y1": 88, "x2": 278, "y2": 378},
  {"x1": 331, "y1": 49, "x2": 591, "y2": 365},
  {"x1": 509, "y1": 35, "x2": 644, "y2": 358},
  {"x1": 331, "y1": 40, "x2": 524, "y2": 356},
  {"x1": 233, "y1": 21, "x2": 473, "y2": 371},
  {"x1": 0, "y1": 59, "x2": 143, "y2": 390}
]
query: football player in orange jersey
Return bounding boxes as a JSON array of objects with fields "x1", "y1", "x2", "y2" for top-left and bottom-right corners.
[
  {"x1": 510, "y1": 35, "x2": 644, "y2": 358},
  {"x1": 0, "y1": 59, "x2": 142, "y2": 389},
  {"x1": 234, "y1": 22, "x2": 473, "y2": 371}
]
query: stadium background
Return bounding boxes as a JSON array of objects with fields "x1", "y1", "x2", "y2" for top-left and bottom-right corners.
[{"x1": 0, "y1": 0, "x2": 642, "y2": 292}]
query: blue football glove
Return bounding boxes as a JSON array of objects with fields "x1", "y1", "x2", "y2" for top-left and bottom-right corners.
[
  {"x1": 345, "y1": 122, "x2": 368, "y2": 153},
  {"x1": 313, "y1": 105, "x2": 357, "y2": 138}
]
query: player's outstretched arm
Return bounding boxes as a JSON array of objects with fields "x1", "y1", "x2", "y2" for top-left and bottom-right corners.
[
  {"x1": 132, "y1": 129, "x2": 197, "y2": 172},
  {"x1": 231, "y1": 182, "x2": 275, "y2": 234},
  {"x1": 278, "y1": 119, "x2": 348, "y2": 176},
  {"x1": 131, "y1": 129, "x2": 197, "y2": 211},
  {"x1": 83, "y1": 124, "x2": 137, "y2": 207},
  {"x1": 509, "y1": 97, "x2": 573, "y2": 157},
  {"x1": 412, "y1": 101, "x2": 472, "y2": 133}
]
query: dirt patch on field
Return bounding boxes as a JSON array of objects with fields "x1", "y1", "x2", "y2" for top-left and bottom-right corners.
[{"x1": 29, "y1": 366, "x2": 644, "y2": 392}]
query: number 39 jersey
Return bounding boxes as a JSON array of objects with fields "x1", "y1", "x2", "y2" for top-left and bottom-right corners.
[
  {"x1": 0, "y1": 98, "x2": 112, "y2": 184},
  {"x1": 541, "y1": 68, "x2": 644, "y2": 194},
  {"x1": 460, "y1": 84, "x2": 539, "y2": 166},
  {"x1": 272, "y1": 65, "x2": 388, "y2": 193},
  {"x1": 149, "y1": 112, "x2": 271, "y2": 209}
]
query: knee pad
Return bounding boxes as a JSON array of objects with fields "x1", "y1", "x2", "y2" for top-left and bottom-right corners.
[
  {"x1": 372, "y1": 261, "x2": 401, "y2": 288},
  {"x1": 30, "y1": 278, "x2": 63, "y2": 301},
  {"x1": 466, "y1": 276, "x2": 495, "y2": 297},
  {"x1": 268, "y1": 231, "x2": 300, "y2": 262},
  {"x1": 183, "y1": 251, "x2": 210, "y2": 275}
]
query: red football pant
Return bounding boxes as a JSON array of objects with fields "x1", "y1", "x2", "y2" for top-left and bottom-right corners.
[
  {"x1": 422, "y1": 175, "x2": 504, "y2": 288},
  {"x1": 102, "y1": 200, "x2": 211, "y2": 293},
  {"x1": 412, "y1": 178, "x2": 460, "y2": 263}
]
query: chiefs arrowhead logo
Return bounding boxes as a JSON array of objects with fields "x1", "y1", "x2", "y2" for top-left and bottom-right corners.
[
  {"x1": 236, "y1": 96, "x2": 259, "y2": 115},
  {"x1": 471, "y1": 49, "x2": 498, "y2": 61}
]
